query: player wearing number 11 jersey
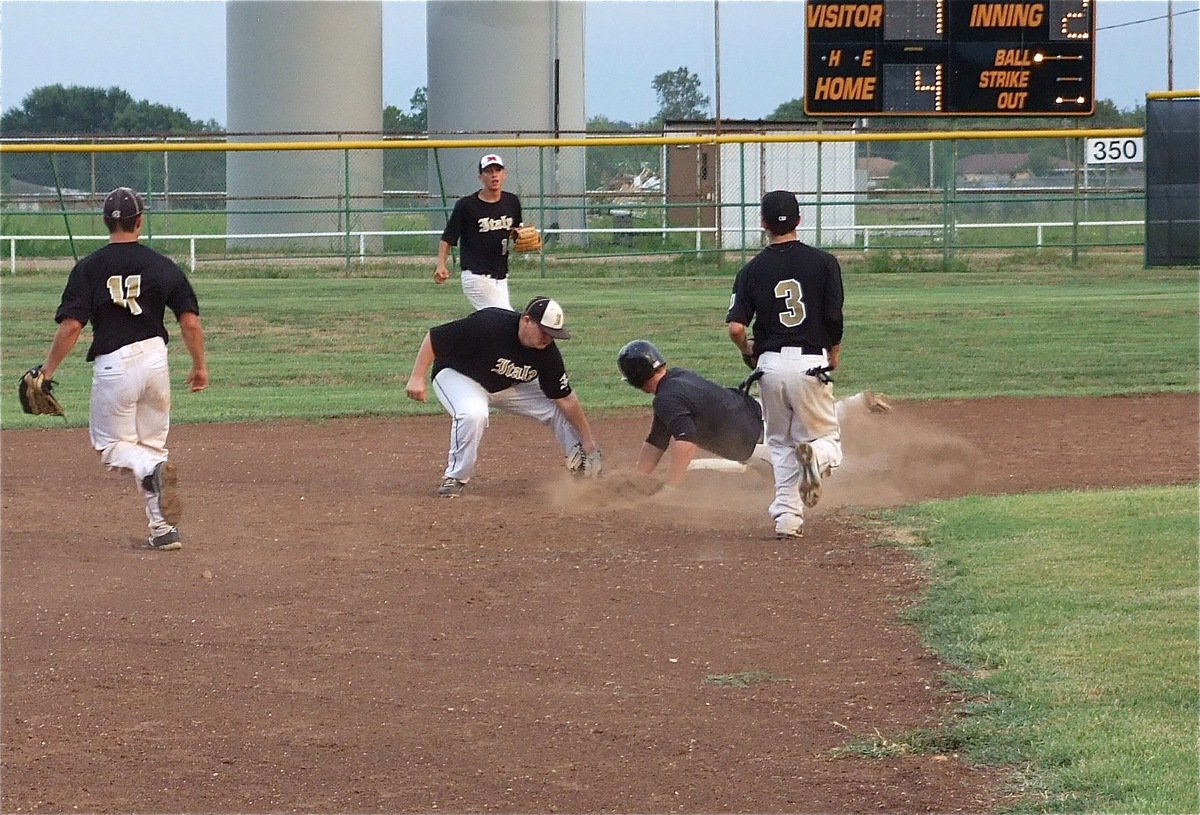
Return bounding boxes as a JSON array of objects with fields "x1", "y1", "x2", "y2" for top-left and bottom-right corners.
[
  {"x1": 37, "y1": 187, "x2": 208, "y2": 551},
  {"x1": 726, "y1": 190, "x2": 844, "y2": 539}
]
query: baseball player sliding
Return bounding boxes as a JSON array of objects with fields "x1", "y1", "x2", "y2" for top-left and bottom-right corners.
[
  {"x1": 406, "y1": 296, "x2": 602, "y2": 497},
  {"x1": 618, "y1": 340, "x2": 890, "y2": 493},
  {"x1": 618, "y1": 340, "x2": 764, "y2": 490}
]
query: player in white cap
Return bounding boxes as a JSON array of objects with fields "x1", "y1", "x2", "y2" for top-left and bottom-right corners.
[
  {"x1": 434, "y1": 153, "x2": 524, "y2": 311},
  {"x1": 406, "y1": 296, "x2": 602, "y2": 497}
]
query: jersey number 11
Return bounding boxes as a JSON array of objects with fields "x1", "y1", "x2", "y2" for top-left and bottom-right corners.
[{"x1": 107, "y1": 275, "x2": 143, "y2": 315}]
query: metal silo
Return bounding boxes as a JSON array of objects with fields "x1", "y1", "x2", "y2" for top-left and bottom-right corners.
[
  {"x1": 426, "y1": 0, "x2": 586, "y2": 245},
  {"x1": 226, "y1": 0, "x2": 383, "y2": 251}
]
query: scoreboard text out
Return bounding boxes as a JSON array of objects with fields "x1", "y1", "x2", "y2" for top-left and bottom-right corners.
[{"x1": 804, "y1": 0, "x2": 1096, "y2": 116}]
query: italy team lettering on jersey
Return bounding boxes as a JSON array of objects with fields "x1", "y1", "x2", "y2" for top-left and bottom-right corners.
[
  {"x1": 441, "y1": 191, "x2": 523, "y2": 279},
  {"x1": 55, "y1": 243, "x2": 200, "y2": 360},
  {"x1": 430, "y1": 308, "x2": 572, "y2": 398},
  {"x1": 725, "y1": 240, "x2": 844, "y2": 354}
]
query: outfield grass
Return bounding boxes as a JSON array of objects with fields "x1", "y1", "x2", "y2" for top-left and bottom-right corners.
[
  {"x1": 875, "y1": 486, "x2": 1200, "y2": 814},
  {"x1": 2, "y1": 258, "x2": 1195, "y2": 428}
]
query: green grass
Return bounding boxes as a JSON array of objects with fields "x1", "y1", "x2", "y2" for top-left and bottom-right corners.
[
  {"x1": 703, "y1": 671, "x2": 785, "y2": 688},
  {"x1": 872, "y1": 486, "x2": 1200, "y2": 813},
  {"x1": 2, "y1": 259, "x2": 1195, "y2": 428}
]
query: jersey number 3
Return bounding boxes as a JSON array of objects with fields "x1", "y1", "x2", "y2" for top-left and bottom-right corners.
[
  {"x1": 107, "y1": 275, "x2": 143, "y2": 315},
  {"x1": 774, "y1": 279, "x2": 806, "y2": 328}
]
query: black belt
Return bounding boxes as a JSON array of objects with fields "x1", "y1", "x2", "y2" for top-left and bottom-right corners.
[{"x1": 467, "y1": 270, "x2": 507, "y2": 280}]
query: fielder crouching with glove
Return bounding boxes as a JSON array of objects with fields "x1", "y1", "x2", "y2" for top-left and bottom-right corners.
[
  {"x1": 406, "y1": 296, "x2": 602, "y2": 498},
  {"x1": 618, "y1": 340, "x2": 763, "y2": 494}
]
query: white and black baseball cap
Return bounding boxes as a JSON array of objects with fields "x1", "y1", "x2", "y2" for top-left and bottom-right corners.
[
  {"x1": 103, "y1": 187, "x2": 144, "y2": 220},
  {"x1": 523, "y1": 296, "x2": 571, "y2": 340},
  {"x1": 479, "y1": 153, "x2": 505, "y2": 172}
]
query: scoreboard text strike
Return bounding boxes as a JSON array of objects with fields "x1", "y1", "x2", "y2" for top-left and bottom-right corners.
[{"x1": 804, "y1": 0, "x2": 1095, "y2": 116}]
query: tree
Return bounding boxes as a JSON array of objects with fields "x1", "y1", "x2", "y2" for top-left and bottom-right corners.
[
  {"x1": 651, "y1": 67, "x2": 710, "y2": 123},
  {"x1": 383, "y1": 86, "x2": 429, "y2": 190},
  {"x1": 1, "y1": 84, "x2": 215, "y2": 136},
  {"x1": 585, "y1": 115, "x2": 657, "y2": 189},
  {"x1": 766, "y1": 98, "x2": 810, "y2": 122},
  {"x1": 384, "y1": 86, "x2": 428, "y2": 133},
  {"x1": 0, "y1": 84, "x2": 221, "y2": 194}
]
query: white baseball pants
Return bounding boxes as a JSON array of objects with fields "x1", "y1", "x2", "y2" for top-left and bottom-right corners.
[
  {"x1": 432, "y1": 367, "x2": 582, "y2": 481},
  {"x1": 757, "y1": 347, "x2": 843, "y2": 526},
  {"x1": 461, "y1": 270, "x2": 513, "y2": 311},
  {"x1": 89, "y1": 337, "x2": 174, "y2": 534}
]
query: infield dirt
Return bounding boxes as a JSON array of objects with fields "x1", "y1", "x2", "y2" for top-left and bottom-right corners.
[{"x1": 3, "y1": 394, "x2": 1195, "y2": 813}]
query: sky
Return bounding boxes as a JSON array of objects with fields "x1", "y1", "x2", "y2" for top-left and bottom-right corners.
[{"x1": 1, "y1": 0, "x2": 1198, "y2": 127}]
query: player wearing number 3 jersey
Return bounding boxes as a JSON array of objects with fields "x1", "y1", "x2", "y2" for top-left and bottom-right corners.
[
  {"x1": 726, "y1": 190, "x2": 845, "y2": 539},
  {"x1": 36, "y1": 187, "x2": 208, "y2": 551}
]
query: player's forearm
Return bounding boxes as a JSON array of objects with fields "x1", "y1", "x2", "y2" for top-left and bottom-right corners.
[
  {"x1": 727, "y1": 322, "x2": 752, "y2": 356},
  {"x1": 178, "y1": 312, "x2": 207, "y2": 371},
  {"x1": 828, "y1": 343, "x2": 841, "y2": 369},
  {"x1": 635, "y1": 442, "x2": 664, "y2": 475},
  {"x1": 665, "y1": 439, "x2": 698, "y2": 486},
  {"x1": 41, "y1": 319, "x2": 84, "y2": 378},
  {"x1": 556, "y1": 393, "x2": 598, "y2": 452},
  {"x1": 409, "y1": 333, "x2": 435, "y2": 380},
  {"x1": 436, "y1": 241, "x2": 452, "y2": 267}
]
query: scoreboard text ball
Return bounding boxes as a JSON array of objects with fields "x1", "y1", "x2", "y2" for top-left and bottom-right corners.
[{"x1": 804, "y1": 0, "x2": 1096, "y2": 116}]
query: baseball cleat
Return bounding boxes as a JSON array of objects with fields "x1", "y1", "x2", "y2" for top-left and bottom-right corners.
[
  {"x1": 146, "y1": 528, "x2": 182, "y2": 551},
  {"x1": 864, "y1": 390, "x2": 892, "y2": 414},
  {"x1": 797, "y1": 443, "x2": 822, "y2": 508},
  {"x1": 144, "y1": 460, "x2": 182, "y2": 526},
  {"x1": 774, "y1": 513, "x2": 803, "y2": 539},
  {"x1": 437, "y1": 477, "x2": 466, "y2": 498}
]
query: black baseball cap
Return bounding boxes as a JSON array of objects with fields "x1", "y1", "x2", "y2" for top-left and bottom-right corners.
[
  {"x1": 479, "y1": 153, "x2": 505, "y2": 172},
  {"x1": 103, "y1": 187, "x2": 144, "y2": 220},
  {"x1": 523, "y1": 296, "x2": 571, "y2": 339},
  {"x1": 761, "y1": 189, "x2": 799, "y2": 226}
]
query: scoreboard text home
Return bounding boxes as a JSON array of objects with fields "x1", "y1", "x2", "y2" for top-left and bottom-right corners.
[{"x1": 804, "y1": 0, "x2": 1096, "y2": 116}]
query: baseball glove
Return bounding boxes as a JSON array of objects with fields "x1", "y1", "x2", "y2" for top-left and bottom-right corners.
[
  {"x1": 511, "y1": 224, "x2": 542, "y2": 253},
  {"x1": 18, "y1": 366, "x2": 64, "y2": 416},
  {"x1": 583, "y1": 447, "x2": 603, "y2": 477},
  {"x1": 566, "y1": 443, "x2": 604, "y2": 478}
]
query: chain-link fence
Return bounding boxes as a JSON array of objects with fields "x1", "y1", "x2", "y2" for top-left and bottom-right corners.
[{"x1": 0, "y1": 127, "x2": 1147, "y2": 273}]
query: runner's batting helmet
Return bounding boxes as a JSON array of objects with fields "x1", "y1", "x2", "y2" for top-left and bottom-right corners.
[{"x1": 617, "y1": 340, "x2": 666, "y2": 388}]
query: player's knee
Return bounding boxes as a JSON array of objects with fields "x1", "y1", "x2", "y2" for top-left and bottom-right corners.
[{"x1": 453, "y1": 404, "x2": 489, "y2": 431}]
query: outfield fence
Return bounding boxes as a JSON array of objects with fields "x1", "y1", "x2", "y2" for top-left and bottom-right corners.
[{"x1": 0, "y1": 126, "x2": 1152, "y2": 272}]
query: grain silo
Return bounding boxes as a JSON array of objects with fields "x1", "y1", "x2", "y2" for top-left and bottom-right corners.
[
  {"x1": 426, "y1": 0, "x2": 586, "y2": 244},
  {"x1": 226, "y1": 0, "x2": 384, "y2": 250}
]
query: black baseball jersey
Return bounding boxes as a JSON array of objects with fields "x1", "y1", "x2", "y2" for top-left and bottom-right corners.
[
  {"x1": 725, "y1": 240, "x2": 844, "y2": 355},
  {"x1": 55, "y1": 242, "x2": 200, "y2": 361},
  {"x1": 441, "y1": 191, "x2": 522, "y2": 279},
  {"x1": 647, "y1": 368, "x2": 763, "y2": 462},
  {"x1": 430, "y1": 308, "x2": 572, "y2": 398}
]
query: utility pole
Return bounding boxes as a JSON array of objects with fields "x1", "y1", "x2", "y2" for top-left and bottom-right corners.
[
  {"x1": 713, "y1": 0, "x2": 723, "y2": 253},
  {"x1": 1167, "y1": 0, "x2": 1175, "y2": 90}
]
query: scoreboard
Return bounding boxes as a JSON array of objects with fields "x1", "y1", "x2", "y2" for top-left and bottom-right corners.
[{"x1": 804, "y1": 0, "x2": 1095, "y2": 116}]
